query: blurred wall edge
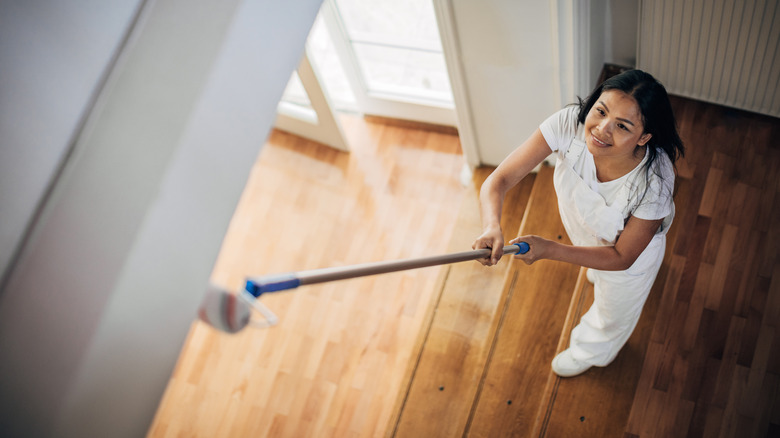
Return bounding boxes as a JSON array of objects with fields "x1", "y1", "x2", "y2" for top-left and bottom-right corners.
[{"x1": 0, "y1": 0, "x2": 323, "y2": 436}]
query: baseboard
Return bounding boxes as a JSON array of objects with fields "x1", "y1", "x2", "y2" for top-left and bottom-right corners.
[{"x1": 363, "y1": 115, "x2": 459, "y2": 136}]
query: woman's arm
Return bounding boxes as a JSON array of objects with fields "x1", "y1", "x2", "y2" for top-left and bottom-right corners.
[
  {"x1": 511, "y1": 215, "x2": 663, "y2": 270},
  {"x1": 473, "y1": 128, "x2": 554, "y2": 266}
]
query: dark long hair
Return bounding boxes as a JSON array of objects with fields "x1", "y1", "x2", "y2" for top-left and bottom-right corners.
[
  {"x1": 577, "y1": 69, "x2": 684, "y2": 167},
  {"x1": 577, "y1": 69, "x2": 685, "y2": 212}
]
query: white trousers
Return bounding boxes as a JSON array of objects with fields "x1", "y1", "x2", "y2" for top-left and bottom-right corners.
[{"x1": 569, "y1": 235, "x2": 666, "y2": 366}]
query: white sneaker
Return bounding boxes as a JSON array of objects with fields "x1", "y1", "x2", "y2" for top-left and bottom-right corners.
[{"x1": 551, "y1": 349, "x2": 592, "y2": 377}]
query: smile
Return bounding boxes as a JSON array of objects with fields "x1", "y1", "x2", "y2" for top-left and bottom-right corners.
[{"x1": 590, "y1": 133, "x2": 610, "y2": 147}]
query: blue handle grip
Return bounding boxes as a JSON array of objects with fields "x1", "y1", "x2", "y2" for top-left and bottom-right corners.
[
  {"x1": 514, "y1": 242, "x2": 530, "y2": 254},
  {"x1": 246, "y1": 274, "x2": 301, "y2": 297}
]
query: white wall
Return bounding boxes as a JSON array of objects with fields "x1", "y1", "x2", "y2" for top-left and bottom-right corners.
[
  {"x1": 439, "y1": 0, "x2": 639, "y2": 167},
  {"x1": 587, "y1": 0, "x2": 609, "y2": 91},
  {"x1": 585, "y1": 0, "x2": 640, "y2": 88},
  {"x1": 446, "y1": 0, "x2": 560, "y2": 167},
  {"x1": 0, "y1": 0, "x2": 143, "y2": 288},
  {"x1": 0, "y1": 0, "x2": 322, "y2": 436},
  {"x1": 609, "y1": 0, "x2": 638, "y2": 67}
]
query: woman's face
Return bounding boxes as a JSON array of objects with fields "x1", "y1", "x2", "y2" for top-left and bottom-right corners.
[{"x1": 584, "y1": 89, "x2": 652, "y2": 161}]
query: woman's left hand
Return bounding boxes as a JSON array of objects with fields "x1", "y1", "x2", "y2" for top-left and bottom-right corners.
[{"x1": 509, "y1": 235, "x2": 555, "y2": 265}]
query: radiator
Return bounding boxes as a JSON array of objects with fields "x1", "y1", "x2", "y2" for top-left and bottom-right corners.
[{"x1": 638, "y1": 0, "x2": 780, "y2": 118}]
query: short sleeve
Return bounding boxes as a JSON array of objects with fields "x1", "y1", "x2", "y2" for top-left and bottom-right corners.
[
  {"x1": 539, "y1": 106, "x2": 580, "y2": 154},
  {"x1": 631, "y1": 154, "x2": 675, "y2": 221}
]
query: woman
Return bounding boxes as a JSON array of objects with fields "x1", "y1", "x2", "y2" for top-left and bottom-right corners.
[{"x1": 472, "y1": 69, "x2": 684, "y2": 377}]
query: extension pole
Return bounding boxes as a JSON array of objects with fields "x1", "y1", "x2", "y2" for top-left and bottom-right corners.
[{"x1": 245, "y1": 242, "x2": 529, "y2": 297}]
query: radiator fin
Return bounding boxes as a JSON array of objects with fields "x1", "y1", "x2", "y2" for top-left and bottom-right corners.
[{"x1": 638, "y1": 0, "x2": 780, "y2": 117}]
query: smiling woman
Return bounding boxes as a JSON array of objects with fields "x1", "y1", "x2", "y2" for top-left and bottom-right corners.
[
  {"x1": 583, "y1": 90, "x2": 652, "y2": 182},
  {"x1": 473, "y1": 69, "x2": 685, "y2": 377}
]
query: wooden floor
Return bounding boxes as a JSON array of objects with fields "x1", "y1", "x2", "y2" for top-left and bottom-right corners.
[
  {"x1": 624, "y1": 97, "x2": 780, "y2": 437},
  {"x1": 148, "y1": 116, "x2": 469, "y2": 437},
  {"x1": 149, "y1": 96, "x2": 780, "y2": 437},
  {"x1": 391, "y1": 96, "x2": 780, "y2": 437}
]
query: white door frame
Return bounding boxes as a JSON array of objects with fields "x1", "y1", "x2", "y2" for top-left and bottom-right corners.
[
  {"x1": 320, "y1": 0, "x2": 458, "y2": 127},
  {"x1": 432, "y1": 0, "x2": 587, "y2": 168},
  {"x1": 275, "y1": 46, "x2": 350, "y2": 151},
  {"x1": 431, "y1": 0, "x2": 478, "y2": 166}
]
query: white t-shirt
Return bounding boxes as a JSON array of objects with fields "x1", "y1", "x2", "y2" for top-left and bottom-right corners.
[{"x1": 539, "y1": 106, "x2": 674, "y2": 226}]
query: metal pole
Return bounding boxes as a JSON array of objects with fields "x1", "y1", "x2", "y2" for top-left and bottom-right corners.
[{"x1": 245, "y1": 242, "x2": 529, "y2": 296}]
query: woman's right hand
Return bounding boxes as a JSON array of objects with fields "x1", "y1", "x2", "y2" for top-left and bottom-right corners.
[{"x1": 472, "y1": 226, "x2": 505, "y2": 266}]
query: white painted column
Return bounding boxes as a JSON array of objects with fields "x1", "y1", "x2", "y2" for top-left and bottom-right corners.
[{"x1": 0, "y1": 0, "x2": 323, "y2": 436}]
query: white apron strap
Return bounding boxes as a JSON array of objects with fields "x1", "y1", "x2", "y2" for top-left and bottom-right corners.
[{"x1": 553, "y1": 139, "x2": 625, "y2": 246}]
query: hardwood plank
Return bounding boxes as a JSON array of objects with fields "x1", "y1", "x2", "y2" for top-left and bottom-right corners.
[
  {"x1": 735, "y1": 230, "x2": 762, "y2": 318},
  {"x1": 751, "y1": 372, "x2": 779, "y2": 436},
  {"x1": 533, "y1": 269, "x2": 590, "y2": 437},
  {"x1": 624, "y1": 341, "x2": 665, "y2": 435},
  {"x1": 390, "y1": 167, "x2": 535, "y2": 437},
  {"x1": 702, "y1": 405, "x2": 726, "y2": 437},
  {"x1": 739, "y1": 324, "x2": 776, "y2": 415},
  {"x1": 672, "y1": 398, "x2": 697, "y2": 438},
  {"x1": 757, "y1": 190, "x2": 780, "y2": 277},
  {"x1": 765, "y1": 264, "x2": 780, "y2": 329},
  {"x1": 680, "y1": 262, "x2": 713, "y2": 353},
  {"x1": 656, "y1": 356, "x2": 692, "y2": 438},
  {"x1": 754, "y1": 166, "x2": 778, "y2": 234},
  {"x1": 698, "y1": 167, "x2": 722, "y2": 218},
  {"x1": 653, "y1": 298, "x2": 689, "y2": 392},
  {"x1": 672, "y1": 139, "x2": 713, "y2": 257},
  {"x1": 768, "y1": 312, "x2": 780, "y2": 376},
  {"x1": 641, "y1": 389, "x2": 668, "y2": 437},
  {"x1": 717, "y1": 365, "x2": 750, "y2": 438},
  {"x1": 710, "y1": 316, "x2": 746, "y2": 407},
  {"x1": 465, "y1": 166, "x2": 579, "y2": 437},
  {"x1": 703, "y1": 224, "x2": 738, "y2": 310},
  {"x1": 650, "y1": 253, "x2": 686, "y2": 345}
]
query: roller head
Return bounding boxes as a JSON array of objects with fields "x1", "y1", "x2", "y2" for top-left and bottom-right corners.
[{"x1": 198, "y1": 285, "x2": 251, "y2": 334}]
